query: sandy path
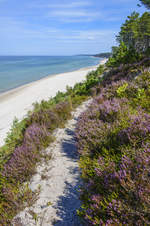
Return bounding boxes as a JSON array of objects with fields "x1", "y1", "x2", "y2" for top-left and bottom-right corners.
[{"x1": 13, "y1": 99, "x2": 92, "y2": 226}]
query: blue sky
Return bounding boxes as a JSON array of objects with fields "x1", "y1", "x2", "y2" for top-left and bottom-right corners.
[{"x1": 0, "y1": 0, "x2": 145, "y2": 55}]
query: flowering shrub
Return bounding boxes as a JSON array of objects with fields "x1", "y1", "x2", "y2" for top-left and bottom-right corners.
[
  {"x1": 80, "y1": 146, "x2": 150, "y2": 225},
  {"x1": 118, "y1": 112, "x2": 150, "y2": 147},
  {"x1": 0, "y1": 102, "x2": 72, "y2": 224},
  {"x1": 53, "y1": 101, "x2": 72, "y2": 122},
  {"x1": 0, "y1": 63, "x2": 105, "y2": 224},
  {"x1": 24, "y1": 124, "x2": 51, "y2": 148},
  {"x1": 28, "y1": 109, "x2": 60, "y2": 131},
  {"x1": 3, "y1": 124, "x2": 51, "y2": 182},
  {"x1": 3, "y1": 144, "x2": 37, "y2": 182},
  {"x1": 0, "y1": 124, "x2": 52, "y2": 225},
  {"x1": 76, "y1": 71, "x2": 150, "y2": 225},
  {"x1": 28, "y1": 101, "x2": 72, "y2": 130}
]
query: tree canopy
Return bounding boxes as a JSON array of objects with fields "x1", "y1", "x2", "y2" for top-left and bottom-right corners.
[
  {"x1": 107, "y1": 6, "x2": 150, "y2": 67},
  {"x1": 139, "y1": 0, "x2": 150, "y2": 9},
  {"x1": 117, "y1": 11, "x2": 150, "y2": 53}
]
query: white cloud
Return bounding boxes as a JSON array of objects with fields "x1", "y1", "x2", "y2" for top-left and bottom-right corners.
[
  {"x1": 49, "y1": 10, "x2": 98, "y2": 18},
  {"x1": 87, "y1": 36, "x2": 95, "y2": 40},
  {"x1": 28, "y1": 1, "x2": 123, "y2": 23},
  {"x1": 47, "y1": 7, "x2": 100, "y2": 23},
  {"x1": 30, "y1": 1, "x2": 98, "y2": 23},
  {"x1": 45, "y1": 3, "x2": 124, "y2": 23},
  {"x1": 0, "y1": 15, "x2": 118, "y2": 55},
  {"x1": 47, "y1": 1, "x2": 92, "y2": 8},
  {"x1": 61, "y1": 18, "x2": 93, "y2": 23},
  {"x1": 0, "y1": 16, "x2": 117, "y2": 42},
  {"x1": 52, "y1": 30, "x2": 116, "y2": 42},
  {"x1": 30, "y1": 1, "x2": 92, "y2": 9}
]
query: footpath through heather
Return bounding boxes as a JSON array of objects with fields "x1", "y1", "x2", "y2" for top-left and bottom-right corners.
[{"x1": 13, "y1": 99, "x2": 92, "y2": 226}]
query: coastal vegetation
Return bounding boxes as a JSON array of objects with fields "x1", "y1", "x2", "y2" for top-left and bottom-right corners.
[
  {"x1": 0, "y1": 64, "x2": 105, "y2": 224},
  {"x1": 0, "y1": 0, "x2": 149, "y2": 225},
  {"x1": 139, "y1": 0, "x2": 150, "y2": 9},
  {"x1": 107, "y1": 1, "x2": 150, "y2": 67},
  {"x1": 76, "y1": 61, "x2": 150, "y2": 225},
  {"x1": 75, "y1": 1, "x2": 150, "y2": 225}
]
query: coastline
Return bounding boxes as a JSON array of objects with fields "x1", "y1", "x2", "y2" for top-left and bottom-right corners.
[
  {"x1": 0, "y1": 58, "x2": 107, "y2": 146},
  {"x1": 0, "y1": 59, "x2": 103, "y2": 102},
  {"x1": 0, "y1": 56, "x2": 101, "y2": 96}
]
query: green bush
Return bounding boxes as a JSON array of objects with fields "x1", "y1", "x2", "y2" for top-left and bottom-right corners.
[
  {"x1": 0, "y1": 63, "x2": 105, "y2": 224},
  {"x1": 76, "y1": 70, "x2": 150, "y2": 225},
  {"x1": 107, "y1": 43, "x2": 142, "y2": 68}
]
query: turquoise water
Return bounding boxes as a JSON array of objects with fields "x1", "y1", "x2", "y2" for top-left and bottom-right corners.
[{"x1": 0, "y1": 56, "x2": 101, "y2": 93}]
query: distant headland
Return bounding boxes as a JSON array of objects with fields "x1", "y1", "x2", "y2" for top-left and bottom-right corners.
[{"x1": 77, "y1": 52, "x2": 111, "y2": 58}]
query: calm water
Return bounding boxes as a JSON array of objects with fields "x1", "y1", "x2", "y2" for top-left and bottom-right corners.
[{"x1": 0, "y1": 56, "x2": 101, "y2": 93}]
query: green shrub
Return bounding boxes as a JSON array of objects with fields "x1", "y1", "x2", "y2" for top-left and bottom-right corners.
[
  {"x1": 0, "y1": 63, "x2": 106, "y2": 224},
  {"x1": 76, "y1": 70, "x2": 150, "y2": 225},
  {"x1": 107, "y1": 42, "x2": 142, "y2": 68}
]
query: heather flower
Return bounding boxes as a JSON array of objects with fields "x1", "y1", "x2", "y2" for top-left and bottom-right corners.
[
  {"x1": 3, "y1": 143, "x2": 37, "y2": 182},
  {"x1": 3, "y1": 124, "x2": 51, "y2": 182},
  {"x1": 24, "y1": 123, "x2": 50, "y2": 148},
  {"x1": 118, "y1": 112, "x2": 150, "y2": 147},
  {"x1": 76, "y1": 72, "x2": 150, "y2": 225}
]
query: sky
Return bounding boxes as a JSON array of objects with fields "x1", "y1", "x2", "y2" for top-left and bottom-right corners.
[{"x1": 0, "y1": 0, "x2": 146, "y2": 56}]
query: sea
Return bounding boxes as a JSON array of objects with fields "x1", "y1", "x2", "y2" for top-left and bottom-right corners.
[{"x1": 0, "y1": 56, "x2": 101, "y2": 94}]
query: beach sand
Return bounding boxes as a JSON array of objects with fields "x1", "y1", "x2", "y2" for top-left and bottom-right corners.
[{"x1": 0, "y1": 58, "x2": 107, "y2": 146}]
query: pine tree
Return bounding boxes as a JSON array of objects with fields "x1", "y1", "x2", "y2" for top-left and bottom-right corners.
[{"x1": 139, "y1": 0, "x2": 150, "y2": 9}]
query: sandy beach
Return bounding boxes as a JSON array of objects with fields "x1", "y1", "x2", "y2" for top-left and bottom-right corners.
[{"x1": 0, "y1": 58, "x2": 107, "y2": 147}]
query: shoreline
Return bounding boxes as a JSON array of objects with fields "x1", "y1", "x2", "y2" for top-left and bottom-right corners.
[
  {"x1": 0, "y1": 59, "x2": 102, "y2": 98},
  {"x1": 0, "y1": 64, "x2": 99, "y2": 103},
  {"x1": 0, "y1": 58, "x2": 107, "y2": 146}
]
